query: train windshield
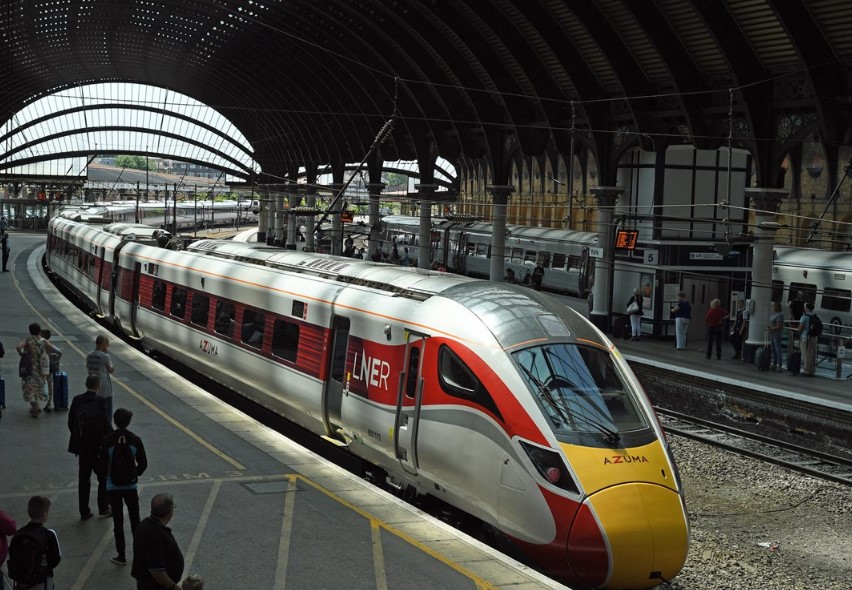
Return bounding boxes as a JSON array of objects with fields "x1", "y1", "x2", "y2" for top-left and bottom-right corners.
[{"x1": 513, "y1": 344, "x2": 648, "y2": 440}]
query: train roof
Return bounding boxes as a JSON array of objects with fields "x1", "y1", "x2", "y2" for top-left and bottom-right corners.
[
  {"x1": 186, "y1": 239, "x2": 604, "y2": 349},
  {"x1": 774, "y1": 246, "x2": 851, "y2": 272},
  {"x1": 380, "y1": 214, "x2": 597, "y2": 244}
]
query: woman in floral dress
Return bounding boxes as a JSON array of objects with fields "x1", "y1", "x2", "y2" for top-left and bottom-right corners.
[{"x1": 16, "y1": 322, "x2": 58, "y2": 417}]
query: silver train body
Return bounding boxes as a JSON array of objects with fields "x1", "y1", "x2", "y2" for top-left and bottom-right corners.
[
  {"x1": 773, "y1": 246, "x2": 852, "y2": 329},
  {"x1": 47, "y1": 217, "x2": 689, "y2": 589}
]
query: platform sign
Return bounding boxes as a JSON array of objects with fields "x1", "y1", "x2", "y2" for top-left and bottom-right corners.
[
  {"x1": 589, "y1": 247, "x2": 604, "y2": 258},
  {"x1": 689, "y1": 252, "x2": 723, "y2": 261},
  {"x1": 615, "y1": 229, "x2": 638, "y2": 250},
  {"x1": 644, "y1": 249, "x2": 659, "y2": 265}
]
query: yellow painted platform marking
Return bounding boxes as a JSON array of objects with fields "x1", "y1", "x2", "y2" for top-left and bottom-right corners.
[
  {"x1": 274, "y1": 474, "x2": 298, "y2": 589},
  {"x1": 184, "y1": 479, "x2": 222, "y2": 573},
  {"x1": 70, "y1": 525, "x2": 114, "y2": 590}
]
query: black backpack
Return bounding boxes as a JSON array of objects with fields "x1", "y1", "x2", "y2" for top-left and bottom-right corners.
[
  {"x1": 7, "y1": 527, "x2": 48, "y2": 586},
  {"x1": 77, "y1": 397, "x2": 107, "y2": 441},
  {"x1": 110, "y1": 435, "x2": 138, "y2": 486},
  {"x1": 809, "y1": 313, "x2": 823, "y2": 338},
  {"x1": 19, "y1": 350, "x2": 34, "y2": 378}
]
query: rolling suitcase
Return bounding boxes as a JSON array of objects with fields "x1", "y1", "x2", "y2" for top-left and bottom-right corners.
[
  {"x1": 787, "y1": 351, "x2": 801, "y2": 375},
  {"x1": 53, "y1": 371, "x2": 69, "y2": 410},
  {"x1": 613, "y1": 315, "x2": 631, "y2": 340},
  {"x1": 755, "y1": 333, "x2": 771, "y2": 371}
]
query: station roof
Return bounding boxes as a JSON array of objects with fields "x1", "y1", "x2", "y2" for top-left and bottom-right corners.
[{"x1": 2, "y1": 1, "x2": 852, "y2": 183}]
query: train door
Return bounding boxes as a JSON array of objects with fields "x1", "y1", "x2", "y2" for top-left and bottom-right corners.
[
  {"x1": 322, "y1": 315, "x2": 350, "y2": 439},
  {"x1": 394, "y1": 329, "x2": 428, "y2": 476},
  {"x1": 129, "y1": 261, "x2": 142, "y2": 338},
  {"x1": 455, "y1": 230, "x2": 468, "y2": 273},
  {"x1": 682, "y1": 276, "x2": 723, "y2": 343},
  {"x1": 94, "y1": 245, "x2": 106, "y2": 317},
  {"x1": 578, "y1": 247, "x2": 591, "y2": 295}
]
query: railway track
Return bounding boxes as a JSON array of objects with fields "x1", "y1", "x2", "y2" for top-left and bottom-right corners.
[{"x1": 657, "y1": 408, "x2": 852, "y2": 486}]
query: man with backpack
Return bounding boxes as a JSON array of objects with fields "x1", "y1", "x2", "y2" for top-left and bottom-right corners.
[
  {"x1": 7, "y1": 496, "x2": 61, "y2": 590},
  {"x1": 798, "y1": 301, "x2": 822, "y2": 377},
  {"x1": 98, "y1": 408, "x2": 148, "y2": 566},
  {"x1": 68, "y1": 375, "x2": 112, "y2": 521}
]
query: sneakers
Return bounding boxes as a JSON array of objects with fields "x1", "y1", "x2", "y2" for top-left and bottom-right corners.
[
  {"x1": 81, "y1": 511, "x2": 94, "y2": 521},
  {"x1": 110, "y1": 556, "x2": 127, "y2": 566},
  {"x1": 99, "y1": 509, "x2": 112, "y2": 518}
]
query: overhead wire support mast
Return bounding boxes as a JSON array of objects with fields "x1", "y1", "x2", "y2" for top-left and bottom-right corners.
[
  {"x1": 314, "y1": 80, "x2": 399, "y2": 233},
  {"x1": 806, "y1": 155, "x2": 852, "y2": 244}
]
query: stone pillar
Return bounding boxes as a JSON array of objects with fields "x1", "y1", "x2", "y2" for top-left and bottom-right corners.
[
  {"x1": 487, "y1": 185, "x2": 515, "y2": 281},
  {"x1": 257, "y1": 187, "x2": 269, "y2": 244},
  {"x1": 329, "y1": 183, "x2": 345, "y2": 255},
  {"x1": 366, "y1": 182, "x2": 386, "y2": 260},
  {"x1": 304, "y1": 186, "x2": 317, "y2": 252},
  {"x1": 415, "y1": 184, "x2": 438, "y2": 269},
  {"x1": 273, "y1": 189, "x2": 285, "y2": 246},
  {"x1": 286, "y1": 189, "x2": 301, "y2": 250},
  {"x1": 743, "y1": 187, "x2": 786, "y2": 363},
  {"x1": 589, "y1": 186, "x2": 623, "y2": 333}
]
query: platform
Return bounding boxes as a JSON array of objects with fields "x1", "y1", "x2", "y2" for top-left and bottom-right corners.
[{"x1": 0, "y1": 233, "x2": 567, "y2": 590}]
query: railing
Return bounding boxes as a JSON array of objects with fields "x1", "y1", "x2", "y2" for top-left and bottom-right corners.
[{"x1": 783, "y1": 322, "x2": 852, "y2": 379}]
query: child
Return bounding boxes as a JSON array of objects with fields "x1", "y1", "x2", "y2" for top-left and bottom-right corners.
[
  {"x1": 8, "y1": 496, "x2": 61, "y2": 589},
  {"x1": 40, "y1": 330, "x2": 63, "y2": 412}
]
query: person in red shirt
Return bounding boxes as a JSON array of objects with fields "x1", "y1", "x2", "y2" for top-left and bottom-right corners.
[{"x1": 705, "y1": 298, "x2": 730, "y2": 359}]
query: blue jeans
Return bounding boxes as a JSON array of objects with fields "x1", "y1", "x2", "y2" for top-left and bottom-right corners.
[
  {"x1": 771, "y1": 333, "x2": 783, "y2": 367},
  {"x1": 675, "y1": 317, "x2": 690, "y2": 349}
]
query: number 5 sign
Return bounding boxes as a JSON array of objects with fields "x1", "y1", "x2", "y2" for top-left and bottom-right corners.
[{"x1": 644, "y1": 249, "x2": 659, "y2": 265}]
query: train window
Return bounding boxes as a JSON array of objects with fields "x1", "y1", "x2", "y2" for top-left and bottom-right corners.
[
  {"x1": 568, "y1": 255, "x2": 582, "y2": 270},
  {"x1": 771, "y1": 280, "x2": 784, "y2": 305},
  {"x1": 171, "y1": 288, "x2": 187, "y2": 319},
  {"x1": 191, "y1": 294, "x2": 210, "y2": 327},
  {"x1": 214, "y1": 301, "x2": 235, "y2": 337},
  {"x1": 466, "y1": 243, "x2": 476, "y2": 256},
  {"x1": 438, "y1": 345, "x2": 503, "y2": 421},
  {"x1": 329, "y1": 316, "x2": 349, "y2": 381},
  {"x1": 538, "y1": 251, "x2": 551, "y2": 268},
  {"x1": 406, "y1": 347, "x2": 420, "y2": 398},
  {"x1": 512, "y1": 247, "x2": 523, "y2": 262},
  {"x1": 242, "y1": 309, "x2": 266, "y2": 349},
  {"x1": 822, "y1": 287, "x2": 851, "y2": 313},
  {"x1": 475, "y1": 243, "x2": 487, "y2": 257},
  {"x1": 513, "y1": 344, "x2": 647, "y2": 438},
  {"x1": 151, "y1": 280, "x2": 167, "y2": 311},
  {"x1": 788, "y1": 282, "x2": 817, "y2": 304},
  {"x1": 292, "y1": 300, "x2": 306, "y2": 319},
  {"x1": 551, "y1": 253, "x2": 566, "y2": 270},
  {"x1": 271, "y1": 319, "x2": 299, "y2": 361},
  {"x1": 524, "y1": 250, "x2": 537, "y2": 264}
]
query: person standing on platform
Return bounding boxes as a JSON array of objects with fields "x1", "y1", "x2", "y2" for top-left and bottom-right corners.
[
  {"x1": 531, "y1": 263, "x2": 545, "y2": 291},
  {"x1": 39, "y1": 329, "x2": 62, "y2": 413},
  {"x1": 788, "y1": 291, "x2": 805, "y2": 322},
  {"x1": 0, "y1": 508, "x2": 15, "y2": 590},
  {"x1": 798, "y1": 302, "x2": 818, "y2": 377},
  {"x1": 98, "y1": 408, "x2": 148, "y2": 566},
  {"x1": 768, "y1": 301, "x2": 785, "y2": 372},
  {"x1": 7, "y1": 496, "x2": 61, "y2": 590},
  {"x1": 68, "y1": 375, "x2": 111, "y2": 521},
  {"x1": 1, "y1": 230, "x2": 9, "y2": 273},
  {"x1": 16, "y1": 323, "x2": 58, "y2": 417},
  {"x1": 86, "y1": 334, "x2": 116, "y2": 426},
  {"x1": 626, "y1": 288, "x2": 643, "y2": 341},
  {"x1": 704, "y1": 298, "x2": 729, "y2": 359},
  {"x1": 670, "y1": 291, "x2": 691, "y2": 350},
  {"x1": 730, "y1": 300, "x2": 749, "y2": 360},
  {"x1": 132, "y1": 493, "x2": 184, "y2": 590}
]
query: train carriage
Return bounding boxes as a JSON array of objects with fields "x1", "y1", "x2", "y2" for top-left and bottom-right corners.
[{"x1": 47, "y1": 216, "x2": 689, "y2": 589}]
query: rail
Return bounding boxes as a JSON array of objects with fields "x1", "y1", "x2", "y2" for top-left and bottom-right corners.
[{"x1": 657, "y1": 408, "x2": 852, "y2": 486}]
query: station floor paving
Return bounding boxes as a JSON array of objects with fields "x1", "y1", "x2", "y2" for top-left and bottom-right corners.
[{"x1": 0, "y1": 233, "x2": 568, "y2": 589}]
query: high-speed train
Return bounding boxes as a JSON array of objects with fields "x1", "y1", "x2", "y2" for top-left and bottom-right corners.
[
  {"x1": 57, "y1": 199, "x2": 254, "y2": 231},
  {"x1": 47, "y1": 216, "x2": 689, "y2": 589}
]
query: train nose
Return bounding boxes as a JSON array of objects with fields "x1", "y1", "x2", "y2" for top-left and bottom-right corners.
[{"x1": 567, "y1": 483, "x2": 688, "y2": 589}]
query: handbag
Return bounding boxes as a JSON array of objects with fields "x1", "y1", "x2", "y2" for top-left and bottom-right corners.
[{"x1": 627, "y1": 301, "x2": 640, "y2": 314}]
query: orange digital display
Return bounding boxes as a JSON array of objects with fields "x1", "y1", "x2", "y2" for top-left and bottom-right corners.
[{"x1": 615, "y1": 229, "x2": 639, "y2": 250}]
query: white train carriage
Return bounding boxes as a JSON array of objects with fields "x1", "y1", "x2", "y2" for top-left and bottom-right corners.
[
  {"x1": 379, "y1": 215, "x2": 597, "y2": 295},
  {"x1": 48, "y1": 216, "x2": 690, "y2": 589},
  {"x1": 773, "y1": 246, "x2": 852, "y2": 330}
]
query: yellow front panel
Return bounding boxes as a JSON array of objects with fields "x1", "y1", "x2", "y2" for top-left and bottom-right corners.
[{"x1": 560, "y1": 440, "x2": 678, "y2": 494}]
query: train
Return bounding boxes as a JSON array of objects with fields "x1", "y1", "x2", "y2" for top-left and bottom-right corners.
[
  {"x1": 57, "y1": 199, "x2": 255, "y2": 232},
  {"x1": 46, "y1": 216, "x2": 689, "y2": 589}
]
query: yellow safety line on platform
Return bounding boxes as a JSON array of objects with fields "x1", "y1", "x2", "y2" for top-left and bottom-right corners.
[
  {"x1": 70, "y1": 524, "x2": 114, "y2": 590},
  {"x1": 15, "y1": 250, "x2": 246, "y2": 471},
  {"x1": 274, "y1": 474, "x2": 298, "y2": 589},
  {"x1": 296, "y1": 475, "x2": 502, "y2": 590},
  {"x1": 183, "y1": 479, "x2": 222, "y2": 573},
  {"x1": 371, "y1": 520, "x2": 389, "y2": 590}
]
